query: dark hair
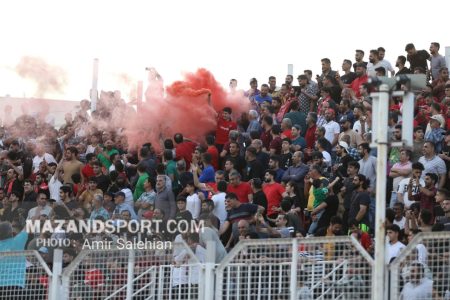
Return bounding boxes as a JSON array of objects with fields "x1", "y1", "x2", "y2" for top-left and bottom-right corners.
[
  {"x1": 411, "y1": 162, "x2": 425, "y2": 171},
  {"x1": 405, "y1": 43, "x2": 415, "y2": 51},
  {"x1": 355, "y1": 174, "x2": 369, "y2": 189},
  {"x1": 377, "y1": 47, "x2": 386, "y2": 52},
  {"x1": 265, "y1": 169, "x2": 277, "y2": 178},
  {"x1": 223, "y1": 107, "x2": 232, "y2": 114},
  {"x1": 355, "y1": 49, "x2": 365, "y2": 55},
  {"x1": 225, "y1": 192, "x2": 238, "y2": 201},
  {"x1": 397, "y1": 55, "x2": 407, "y2": 65},
  {"x1": 431, "y1": 42, "x2": 440, "y2": 50},
  {"x1": 67, "y1": 146, "x2": 78, "y2": 156},
  {"x1": 0, "y1": 222, "x2": 13, "y2": 241},
  {"x1": 330, "y1": 216, "x2": 343, "y2": 225},
  {"x1": 271, "y1": 124, "x2": 281, "y2": 135},
  {"x1": 71, "y1": 173, "x2": 81, "y2": 184},
  {"x1": 420, "y1": 209, "x2": 432, "y2": 225},
  {"x1": 386, "y1": 208, "x2": 395, "y2": 223},
  {"x1": 173, "y1": 133, "x2": 184, "y2": 144},
  {"x1": 358, "y1": 142, "x2": 370, "y2": 153},
  {"x1": 425, "y1": 172, "x2": 438, "y2": 183},
  {"x1": 164, "y1": 139, "x2": 174, "y2": 150},
  {"x1": 251, "y1": 178, "x2": 263, "y2": 189},
  {"x1": 386, "y1": 224, "x2": 401, "y2": 233},
  {"x1": 136, "y1": 162, "x2": 146, "y2": 173},
  {"x1": 176, "y1": 195, "x2": 187, "y2": 202},
  {"x1": 321, "y1": 58, "x2": 331, "y2": 64},
  {"x1": 312, "y1": 178, "x2": 323, "y2": 189},
  {"x1": 375, "y1": 67, "x2": 386, "y2": 76},
  {"x1": 343, "y1": 59, "x2": 352, "y2": 66},
  {"x1": 60, "y1": 185, "x2": 72, "y2": 195},
  {"x1": 369, "y1": 49, "x2": 379, "y2": 56},
  {"x1": 289, "y1": 100, "x2": 299, "y2": 111},
  {"x1": 163, "y1": 149, "x2": 173, "y2": 161},
  {"x1": 202, "y1": 152, "x2": 212, "y2": 164},
  {"x1": 205, "y1": 135, "x2": 215, "y2": 145},
  {"x1": 86, "y1": 153, "x2": 96, "y2": 162},
  {"x1": 437, "y1": 188, "x2": 450, "y2": 199},
  {"x1": 262, "y1": 116, "x2": 273, "y2": 126},
  {"x1": 217, "y1": 180, "x2": 227, "y2": 192}
]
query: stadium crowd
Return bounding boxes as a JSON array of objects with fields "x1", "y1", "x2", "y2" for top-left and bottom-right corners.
[{"x1": 0, "y1": 42, "x2": 450, "y2": 299}]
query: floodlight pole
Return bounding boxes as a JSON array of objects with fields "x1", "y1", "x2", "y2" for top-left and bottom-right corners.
[
  {"x1": 371, "y1": 83, "x2": 389, "y2": 300},
  {"x1": 91, "y1": 58, "x2": 99, "y2": 112}
]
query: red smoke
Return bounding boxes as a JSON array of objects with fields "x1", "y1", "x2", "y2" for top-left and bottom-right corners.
[
  {"x1": 124, "y1": 68, "x2": 249, "y2": 150},
  {"x1": 15, "y1": 56, "x2": 68, "y2": 97}
]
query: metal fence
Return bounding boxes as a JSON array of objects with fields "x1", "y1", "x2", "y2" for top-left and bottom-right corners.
[
  {"x1": 0, "y1": 250, "x2": 53, "y2": 300},
  {"x1": 389, "y1": 231, "x2": 450, "y2": 300},
  {"x1": 215, "y1": 236, "x2": 374, "y2": 300},
  {"x1": 61, "y1": 240, "x2": 203, "y2": 300},
  {"x1": 3, "y1": 234, "x2": 450, "y2": 300}
]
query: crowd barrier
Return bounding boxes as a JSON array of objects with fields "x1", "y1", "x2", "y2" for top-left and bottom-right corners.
[
  {"x1": 0, "y1": 234, "x2": 448, "y2": 299},
  {"x1": 389, "y1": 232, "x2": 450, "y2": 300}
]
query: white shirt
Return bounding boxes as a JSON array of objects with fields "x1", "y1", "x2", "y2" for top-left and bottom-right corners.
[
  {"x1": 400, "y1": 277, "x2": 433, "y2": 300},
  {"x1": 386, "y1": 240, "x2": 405, "y2": 263},
  {"x1": 211, "y1": 192, "x2": 227, "y2": 225},
  {"x1": 394, "y1": 216, "x2": 406, "y2": 230},
  {"x1": 353, "y1": 120, "x2": 362, "y2": 134},
  {"x1": 49, "y1": 174, "x2": 62, "y2": 203},
  {"x1": 121, "y1": 188, "x2": 134, "y2": 207},
  {"x1": 323, "y1": 120, "x2": 340, "y2": 148},
  {"x1": 186, "y1": 193, "x2": 201, "y2": 220},
  {"x1": 397, "y1": 178, "x2": 425, "y2": 208},
  {"x1": 32, "y1": 153, "x2": 57, "y2": 173}
]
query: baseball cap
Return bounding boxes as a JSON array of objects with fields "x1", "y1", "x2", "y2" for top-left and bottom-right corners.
[
  {"x1": 338, "y1": 141, "x2": 349, "y2": 153},
  {"x1": 339, "y1": 116, "x2": 349, "y2": 123},
  {"x1": 114, "y1": 191, "x2": 125, "y2": 198},
  {"x1": 430, "y1": 115, "x2": 444, "y2": 126},
  {"x1": 38, "y1": 247, "x2": 49, "y2": 254}
]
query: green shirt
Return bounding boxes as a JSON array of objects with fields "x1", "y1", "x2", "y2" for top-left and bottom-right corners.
[
  {"x1": 133, "y1": 173, "x2": 149, "y2": 201},
  {"x1": 97, "y1": 148, "x2": 119, "y2": 169},
  {"x1": 165, "y1": 160, "x2": 179, "y2": 190}
]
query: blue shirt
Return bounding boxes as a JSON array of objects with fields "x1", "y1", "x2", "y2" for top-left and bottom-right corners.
[
  {"x1": 199, "y1": 165, "x2": 215, "y2": 183},
  {"x1": 254, "y1": 95, "x2": 272, "y2": 104},
  {"x1": 0, "y1": 231, "x2": 28, "y2": 288}
]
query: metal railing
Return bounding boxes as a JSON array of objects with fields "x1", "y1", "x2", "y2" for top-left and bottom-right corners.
[
  {"x1": 3, "y1": 233, "x2": 450, "y2": 299},
  {"x1": 215, "y1": 236, "x2": 374, "y2": 300},
  {"x1": 0, "y1": 250, "x2": 53, "y2": 300},
  {"x1": 389, "y1": 231, "x2": 450, "y2": 300}
]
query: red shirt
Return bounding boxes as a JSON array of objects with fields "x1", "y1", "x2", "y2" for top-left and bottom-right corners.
[
  {"x1": 227, "y1": 182, "x2": 252, "y2": 203},
  {"x1": 207, "y1": 145, "x2": 219, "y2": 170},
  {"x1": 269, "y1": 136, "x2": 282, "y2": 155},
  {"x1": 175, "y1": 141, "x2": 197, "y2": 167},
  {"x1": 216, "y1": 117, "x2": 237, "y2": 145},
  {"x1": 262, "y1": 182, "x2": 285, "y2": 217},
  {"x1": 82, "y1": 164, "x2": 95, "y2": 180},
  {"x1": 281, "y1": 129, "x2": 292, "y2": 140},
  {"x1": 305, "y1": 125, "x2": 317, "y2": 149},
  {"x1": 350, "y1": 74, "x2": 368, "y2": 98}
]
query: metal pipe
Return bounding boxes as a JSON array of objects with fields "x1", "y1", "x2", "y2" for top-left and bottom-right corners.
[
  {"x1": 90, "y1": 58, "x2": 99, "y2": 112},
  {"x1": 372, "y1": 83, "x2": 389, "y2": 300}
]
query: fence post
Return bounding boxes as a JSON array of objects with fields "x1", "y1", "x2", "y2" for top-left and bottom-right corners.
[
  {"x1": 126, "y1": 249, "x2": 135, "y2": 300},
  {"x1": 290, "y1": 238, "x2": 298, "y2": 300},
  {"x1": 49, "y1": 249, "x2": 63, "y2": 300},
  {"x1": 204, "y1": 241, "x2": 216, "y2": 300}
]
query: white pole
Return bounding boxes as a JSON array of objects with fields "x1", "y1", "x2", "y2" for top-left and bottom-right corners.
[
  {"x1": 445, "y1": 47, "x2": 450, "y2": 69},
  {"x1": 288, "y1": 64, "x2": 293, "y2": 76},
  {"x1": 372, "y1": 83, "x2": 389, "y2": 300},
  {"x1": 90, "y1": 58, "x2": 99, "y2": 112},
  {"x1": 126, "y1": 249, "x2": 135, "y2": 299},
  {"x1": 204, "y1": 241, "x2": 216, "y2": 300},
  {"x1": 50, "y1": 249, "x2": 63, "y2": 300}
]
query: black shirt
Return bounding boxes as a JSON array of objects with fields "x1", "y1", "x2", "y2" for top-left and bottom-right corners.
[
  {"x1": 244, "y1": 159, "x2": 265, "y2": 181},
  {"x1": 340, "y1": 72, "x2": 357, "y2": 85},
  {"x1": 96, "y1": 174, "x2": 111, "y2": 193},
  {"x1": 280, "y1": 152, "x2": 292, "y2": 170},
  {"x1": 348, "y1": 190, "x2": 370, "y2": 226},
  {"x1": 317, "y1": 195, "x2": 339, "y2": 229},
  {"x1": 252, "y1": 190, "x2": 268, "y2": 216},
  {"x1": 407, "y1": 50, "x2": 430, "y2": 71}
]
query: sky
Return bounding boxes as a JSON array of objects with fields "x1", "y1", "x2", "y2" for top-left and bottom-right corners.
[{"x1": 0, "y1": 0, "x2": 449, "y2": 101}]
